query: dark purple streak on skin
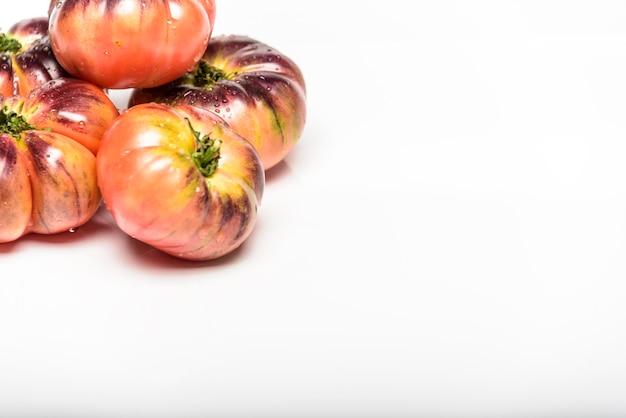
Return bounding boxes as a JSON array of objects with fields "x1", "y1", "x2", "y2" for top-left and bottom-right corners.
[{"x1": 25, "y1": 132, "x2": 83, "y2": 231}]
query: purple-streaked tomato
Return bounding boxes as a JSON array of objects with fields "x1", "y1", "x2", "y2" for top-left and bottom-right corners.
[
  {"x1": 0, "y1": 77, "x2": 120, "y2": 243},
  {"x1": 0, "y1": 16, "x2": 70, "y2": 98},
  {"x1": 47, "y1": 0, "x2": 217, "y2": 89},
  {"x1": 96, "y1": 102, "x2": 265, "y2": 261},
  {"x1": 128, "y1": 34, "x2": 307, "y2": 170}
]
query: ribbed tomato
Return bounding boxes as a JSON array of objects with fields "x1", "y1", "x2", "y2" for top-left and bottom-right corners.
[
  {"x1": 0, "y1": 16, "x2": 69, "y2": 98},
  {"x1": 96, "y1": 102, "x2": 265, "y2": 261},
  {"x1": 0, "y1": 77, "x2": 120, "y2": 243},
  {"x1": 128, "y1": 34, "x2": 307, "y2": 171},
  {"x1": 47, "y1": 0, "x2": 217, "y2": 89}
]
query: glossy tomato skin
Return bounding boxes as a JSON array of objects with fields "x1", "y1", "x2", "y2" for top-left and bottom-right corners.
[
  {"x1": 0, "y1": 16, "x2": 70, "y2": 98},
  {"x1": 129, "y1": 34, "x2": 307, "y2": 171},
  {"x1": 23, "y1": 77, "x2": 122, "y2": 155},
  {"x1": 97, "y1": 102, "x2": 265, "y2": 261},
  {"x1": 48, "y1": 0, "x2": 217, "y2": 89},
  {"x1": 0, "y1": 77, "x2": 120, "y2": 243}
]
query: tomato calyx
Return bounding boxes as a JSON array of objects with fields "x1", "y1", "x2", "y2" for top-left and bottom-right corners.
[
  {"x1": 0, "y1": 33, "x2": 22, "y2": 54},
  {"x1": 0, "y1": 105, "x2": 35, "y2": 138},
  {"x1": 187, "y1": 119, "x2": 221, "y2": 177},
  {"x1": 187, "y1": 60, "x2": 235, "y2": 87}
]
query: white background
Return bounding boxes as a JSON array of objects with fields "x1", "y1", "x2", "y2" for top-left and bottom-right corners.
[{"x1": 2, "y1": 1, "x2": 626, "y2": 417}]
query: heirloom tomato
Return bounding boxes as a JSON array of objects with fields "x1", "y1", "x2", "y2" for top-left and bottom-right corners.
[
  {"x1": 96, "y1": 102, "x2": 265, "y2": 261},
  {"x1": 129, "y1": 34, "x2": 307, "y2": 171},
  {"x1": 47, "y1": 0, "x2": 217, "y2": 89},
  {"x1": 0, "y1": 77, "x2": 120, "y2": 243},
  {"x1": 0, "y1": 16, "x2": 69, "y2": 98}
]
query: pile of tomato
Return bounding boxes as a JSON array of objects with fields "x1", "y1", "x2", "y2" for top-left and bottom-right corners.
[{"x1": 0, "y1": 0, "x2": 307, "y2": 261}]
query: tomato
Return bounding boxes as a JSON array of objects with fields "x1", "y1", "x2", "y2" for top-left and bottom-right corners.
[
  {"x1": 47, "y1": 0, "x2": 217, "y2": 89},
  {"x1": 128, "y1": 34, "x2": 307, "y2": 171},
  {"x1": 96, "y1": 102, "x2": 265, "y2": 261},
  {"x1": 0, "y1": 77, "x2": 120, "y2": 243},
  {"x1": 0, "y1": 16, "x2": 70, "y2": 98}
]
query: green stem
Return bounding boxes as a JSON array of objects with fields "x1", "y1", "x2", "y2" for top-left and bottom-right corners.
[
  {"x1": 187, "y1": 60, "x2": 233, "y2": 87},
  {"x1": 188, "y1": 119, "x2": 221, "y2": 177},
  {"x1": 0, "y1": 105, "x2": 36, "y2": 138},
  {"x1": 0, "y1": 33, "x2": 22, "y2": 54}
]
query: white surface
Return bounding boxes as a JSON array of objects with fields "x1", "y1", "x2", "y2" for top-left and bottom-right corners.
[{"x1": 3, "y1": 1, "x2": 626, "y2": 417}]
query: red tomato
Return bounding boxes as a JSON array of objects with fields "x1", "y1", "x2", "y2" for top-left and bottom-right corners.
[
  {"x1": 96, "y1": 102, "x2": 265, "y2": 261},
  {"x1": 0, "y1": 77, "x2": 120, "y2": 243},
  {"x1": 0, "y1": 16, "x2": 70, "y2": 98},
  {"x1": 47, "y1": 0, "x2": 217, "y2": 89},
  {"x1": 128, "y1": 34, "x2": 307, "y2": 170}
]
